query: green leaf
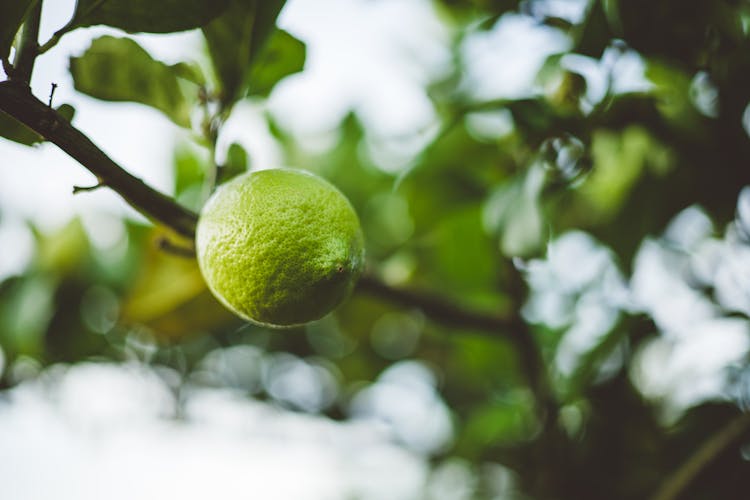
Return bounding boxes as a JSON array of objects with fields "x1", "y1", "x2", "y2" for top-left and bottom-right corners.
[
  {"x1": 0, "y1": 0, "x2": 36, "y2": 60},
  {"x1": 576, "y1": 126, "x2": 670, "y2": 222},
  {"x1": 0, "y1": 104, "x2": 75, "y2": 146},
  {"x1": 172, "y1": 143, "x2": 208, "y2": 210},
  {"x1": 247, "y1": 29, "x2": 305, "y2": 96},
  {"x1": 218, "y1": 142, "x2": 249, "y2": 183},
  {"x1": 34, "y1": 217, "x2": 90, "y2": 275},
  {"x1": 69, "y1": 36, "x2": 193, "y2": 126},
  {"x1": 56, "y1": 103, "x2": 76, "y2": 122},
  {"x1": 427, "y1": 206, "x2": 500, "y2": 306},
  {"x1": 202, "y1": 0, "x2": 289, "y2": 104},
  {"x1": 70, "y1": 0, "x2": 230, "y2": 33},
  {"x1": 458, "y1": 393, "x2": 539, "y2": 453},
  {"x1": 0, "y1": 110, "x2": 42, "y2": 145},
  {"x1": 170, "y1": 62, "x2": 206, "y2": 86},
  {"x1": 0, "y1": 275, "x2": 55, "y2": 356},
  {"x1": 174, "y1": 144, "x2": 206, "y2": 197}
]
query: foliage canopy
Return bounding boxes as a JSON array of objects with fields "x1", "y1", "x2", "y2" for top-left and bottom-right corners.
[{"x1": 1, "y1": 0, "x2": 750, "y2": 498}]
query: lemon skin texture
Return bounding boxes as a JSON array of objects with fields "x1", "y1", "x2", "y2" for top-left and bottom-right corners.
[{"x1": 195, "y1": 168, "x2": 365, "y2": 327}]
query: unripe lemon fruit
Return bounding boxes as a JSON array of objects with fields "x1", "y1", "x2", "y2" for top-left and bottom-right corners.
[{"x1": 195, "y1": 168, "x2": 365, "y2": 327}]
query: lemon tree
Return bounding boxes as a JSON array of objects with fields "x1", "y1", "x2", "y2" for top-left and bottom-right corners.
[{"x1": 195, "y1": 168, "x2": 365, "y2": 327}]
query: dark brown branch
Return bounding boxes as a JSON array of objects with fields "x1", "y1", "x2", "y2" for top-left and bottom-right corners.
[{"x1": 0, "y1": 81, "x2": 198, "y2": 238}]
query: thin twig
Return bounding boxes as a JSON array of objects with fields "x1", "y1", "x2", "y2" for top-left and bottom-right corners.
[
  {"x1": 651, "y1": 412, "x2": 750, "y2": 500},
  {"x1": 38, "y1": 0, "x2": 105, "y2": 55},
  {"x1": 47, "y1": 82, "x2": 57, "y2": 107},
  {"x1": 38, "y1": 22, "x2": 74, "y2": 54},
  {"x1": 72, "y1": 182, "x2": 105, "y2": 194}
]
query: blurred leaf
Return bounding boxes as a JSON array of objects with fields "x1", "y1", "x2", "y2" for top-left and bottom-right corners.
[
  {"x1": 362, "y1": 192, "x2": 415, "y2": 255},
  {"x1": 170, "y1": 62, "x2": 207, "y2": 86},
  {"x1": 444, "y1": 334, "x2": 521, "y2": 399},
  {"x1": 646, "y1": 61, "x2": 704, "y2": 134},
  {"x1": 122, "y1": 244, "x2": 205, "y2": 322},
  {"x1": 576, "y1": 126, "x2": 671, "y2": 223},
  {"x1": 279, "y1": 114, "x2": 393, "y2": 217},
  {"x1": 0, "y1": 275, "x2": 55, "y2": 356},
  {"x1": 173, "y1": 143, "x2": 207, "y2": 210},
  {"x1": 34, "y1": 218, "x2": 90, "y2": 275},
  {"x1": 550, "y1": 71, "x2": 588, "y2": 116},
  {"x1": 145, "y1": 289, "x2": 240, "y2": 341},
  {"x1": 218, "y1": 142, "x2": 249, "y2": 183},
  {"x1": 399, "y1": 122, "x2": 509, "y2": 230},
  {"x1": 202, "y1": 0, "x2": 288, "y2": 104},
  {"x1": 121, "y1": 231, "x2": 236, "y2": 340},
  {"x1": 70, "y1": 0, "x2": 229, "y2": 33},
  {"x1": 435, "y1": 0, "x2": 519, "y2": 19},
  {"x1": 458, "y1": 392, "x2": 539, "y2": 455},
  {"x1": 56, "y1": 103, "x2": 76, "y2": 122},
  {"x1": 44, "y1": 280, "x2": 111, "y2": 362},
  {"x1": 425, "y1": 206, "x2": 501, "y2": 308},
  {"x1": 0, "y1": 0, "x2": 35, "y2": 59},
  {"x1": 247, "y1": 29, "x2": 305, "y2": 96},
  {"x1": 70, "y1": 36, "x2": 193, "y2": 126},
  {"x1": 535, "y1": 53, "x2": 566, "y2": 89},
  {"x1": 0, "y1": 109, "x2": 42, "y2": 145}
]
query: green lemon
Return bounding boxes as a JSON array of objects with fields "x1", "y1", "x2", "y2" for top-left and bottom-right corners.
[{"x1": 195, "y1": 168, "x2": 365, "y2": 327}]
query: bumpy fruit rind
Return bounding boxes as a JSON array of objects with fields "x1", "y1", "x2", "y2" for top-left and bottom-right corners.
[{"x1": 196, "y1": 168, "x2": 365, "y2": 327}]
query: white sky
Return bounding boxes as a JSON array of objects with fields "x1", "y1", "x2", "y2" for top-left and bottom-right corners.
[{"x1": 0, "y1": 362, "x2": 431, "y2": 500}]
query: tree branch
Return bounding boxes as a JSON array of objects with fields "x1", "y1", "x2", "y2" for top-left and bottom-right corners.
[
  {"x1": 356, "y1": 273, "x2": 513, "y2": 332},
  {"x1": 0, "y1": 81, "x2": 198, "y2": 238},
  {"x1": 651, "y1": 412, "x2": 750, "y2": 500},
  {"x1": 356, "y1": 273, "x2": 553, "y2": 417}
]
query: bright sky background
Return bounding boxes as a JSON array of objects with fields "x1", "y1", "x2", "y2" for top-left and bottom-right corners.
[{"x1": 0, "y1": 361, "x2": 435, "y2": 500}]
